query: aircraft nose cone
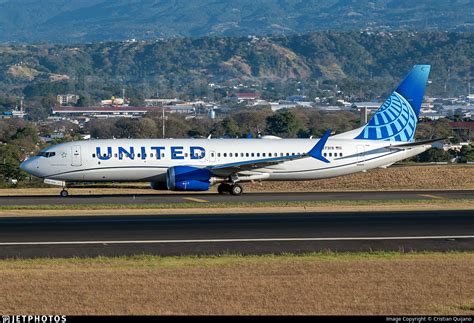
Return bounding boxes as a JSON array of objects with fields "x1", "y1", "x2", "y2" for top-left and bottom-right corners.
[
  {"x1": 20, "y1": 158, "x2": 39, "y2": 176},
  {"x1": 20, "y1": 159, "x2": 29, "y2": 171}
]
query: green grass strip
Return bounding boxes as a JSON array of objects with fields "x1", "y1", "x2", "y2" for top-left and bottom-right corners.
[
  {"x1": 0, "y1": 251, "x2": 472, "y2": 266},
  {"x1": 0, "y1": 198, "x2": 472, "y2": 210}
]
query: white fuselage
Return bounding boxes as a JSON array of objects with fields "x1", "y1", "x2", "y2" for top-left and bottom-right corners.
[{"x1": 21, "y1": 137, "x2": 430, "y2": 184}]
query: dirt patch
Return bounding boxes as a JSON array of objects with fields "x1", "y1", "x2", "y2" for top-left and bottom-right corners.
[{"x1": 0, "y1": 253, "x2": 472, "y2": 315}]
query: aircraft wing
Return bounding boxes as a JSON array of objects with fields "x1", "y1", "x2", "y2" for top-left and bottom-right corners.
[{"x1": 207, "y1": 129, "x2": 332, "y2": 177}]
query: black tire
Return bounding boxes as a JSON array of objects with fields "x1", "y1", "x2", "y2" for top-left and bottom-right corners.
[
  {"x1": 218, "y1": 183, "x2": 230, "y2": 194},
  {"x1": 60, "y1": 190, "x2": 69, "y2": 197},
  {"x1": 230, "y1": 184, "x2": 243, "y2": 196}
]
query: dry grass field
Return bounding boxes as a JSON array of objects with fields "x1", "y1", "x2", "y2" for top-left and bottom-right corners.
[
  {"x1": 247, "y1": 165, "x2": 474, "y2": 192},
  {"x1": 0, "y1": 253, "x2": 472, "y2": 315},
  {"x1": 1, "y1": 165, "x2": 472, "y2": 196}
]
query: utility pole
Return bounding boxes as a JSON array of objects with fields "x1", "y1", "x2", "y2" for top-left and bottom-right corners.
[{"x1": 162, "y1": 105, "x2": 165, "y2": 138}]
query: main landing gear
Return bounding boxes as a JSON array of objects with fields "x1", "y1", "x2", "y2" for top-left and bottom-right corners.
[
  {"x1": 217, "y1": 183, "x2": 243, "y2": 196},
  {"x1": 60, "y1": 188, "x2": 69, "y2": 197}
]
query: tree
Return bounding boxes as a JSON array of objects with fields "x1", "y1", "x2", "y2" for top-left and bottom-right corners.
[
  {"x1": 458, "y1": 144, "x2": 474, "y2": 163},
  {"x1": 76, "y1": 95, "x2": 94, "y2": 107},
  {"x1": 220, "y1": 117, "x2": 240, "y2": 137},
  {"x1": 266, "y1": 109, "x2": 305, "y2": 138},
  {"x1": 416, "y1": 148, "x2": 451, "y2": 163}
]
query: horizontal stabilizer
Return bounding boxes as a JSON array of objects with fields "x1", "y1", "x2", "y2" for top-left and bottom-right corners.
[{"x1": 389, "y1": 137, "x2": 446, "y2": 149}]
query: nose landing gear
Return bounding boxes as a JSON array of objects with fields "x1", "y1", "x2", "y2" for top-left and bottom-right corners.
[{"x1": 217, "y1": 183, "x2": 243, "y2": 196}]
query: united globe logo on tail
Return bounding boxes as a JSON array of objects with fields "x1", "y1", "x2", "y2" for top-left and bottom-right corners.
[{"x1": 355, "y1": 91, "x2": 417, "y2": 142}]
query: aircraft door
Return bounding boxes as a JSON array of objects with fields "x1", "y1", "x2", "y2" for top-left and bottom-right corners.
[
  {"x1": 71, "y1": 145, "x2": 82, "y2": 166},
  {"x1": 356, "y1": 145, "x2": 365, "y2": 166}
]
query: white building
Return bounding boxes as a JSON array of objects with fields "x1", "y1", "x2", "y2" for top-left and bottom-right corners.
[{"x1": 57, "y1": 94, "x2": 79, "y2": 105}]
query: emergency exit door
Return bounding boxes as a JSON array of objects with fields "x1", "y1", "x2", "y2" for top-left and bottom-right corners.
[{"x1": 71, "y1": 145, "x2": 82, "y2": 166}]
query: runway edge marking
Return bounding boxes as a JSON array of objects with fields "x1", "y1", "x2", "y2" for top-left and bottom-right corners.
[
  {"x1": 417, "y1": 194, "x2": 446, "y2": 200},
  {"x1": 182, "y1": 197, "x2": 209, "y2": 203}
]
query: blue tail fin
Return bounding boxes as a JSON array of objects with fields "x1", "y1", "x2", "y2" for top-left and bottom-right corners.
[{"x1": 355, "y1": 65, "x2": 431, "y2": 142}]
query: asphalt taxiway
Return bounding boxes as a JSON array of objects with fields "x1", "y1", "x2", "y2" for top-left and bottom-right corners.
[
  {"x1": 0, "y1": 210, "x2": 472, "y2": 258},
  {"x1": 0, "y1": 190, "x2": 472, "y2": 206}
]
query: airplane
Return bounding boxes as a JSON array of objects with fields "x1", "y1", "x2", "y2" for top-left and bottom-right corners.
[{"x1": 20, "y1": 65, "x2": 443, "y2": 197}]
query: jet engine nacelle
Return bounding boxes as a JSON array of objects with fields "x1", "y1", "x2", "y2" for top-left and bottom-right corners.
[
  {"x1": 150, "y1": 180, "x2": 168, "y2": 190},
  {"x1": 166, "y1": 166, "x2": 212, "y2": 191}
]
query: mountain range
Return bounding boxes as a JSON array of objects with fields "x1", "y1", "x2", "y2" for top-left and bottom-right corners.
[{"x1": 0, "y1": 0, "x2": 472, "y2": 43}]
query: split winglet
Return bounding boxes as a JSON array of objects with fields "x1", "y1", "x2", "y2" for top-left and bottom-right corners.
[{"x1": 307, "y1": 129, "x2": 331, "y2": 163}]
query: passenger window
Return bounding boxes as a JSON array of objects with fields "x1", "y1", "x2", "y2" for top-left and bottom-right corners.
[
  {"x1": 150, "y1": 153, "x2": 154, "y2": 158},
  {"x1": 217, "y1": 153, "x2": 221, "y2": 157},
  {"x1": 211, "y1": 152, "x2": 215, "y2": 157},
  {"x1": 223, "y1": 153, "x2": 227, "y2": 157},
  {"x1": 241, "y1": 153, "x2": 244, "y2": 157},
  {"x1": 340, "y1": 153, "x2": 343, "y2": 157},
  {"x1": 185, "y1": 153, "x2": 188, "y2": 157},
  {"x1": 229, "y1": 153, "x2": 233, "y2": 157},
  {"x1": 161, "y1": 153, "x2": 165, "y2": 158},
  {"x1": 114, "y1": 153, "x2": 118, "y2": 158},
  {"x1": 257, "y1": 153, "x2": 260, "y2": 157},
  {"x1": 329, "y1": 153, "x2": 332, "y2": 157},
  {"x1": 246, "y1": 153, "x2": 249, "y2": 157},
  {"x1": 137, "y1": 153, "x2": 141, "y2": 158},
  {"x1": 286, "y1": 153, "x2": 289, "y2": 156},
  {"x1": 262, "y1": 153, "x2": 266, "y2": 157},
  {"x1": 251, "y1": 153, "x2": 255, "y2": 157},
  {"x1": 324, "y1": 153, "x2": 327, "y2": 157},
  {"x1": 92, "y1": 154, "x2": 96, "y2": 158}
]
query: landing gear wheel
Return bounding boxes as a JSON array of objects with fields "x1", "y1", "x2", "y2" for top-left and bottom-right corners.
[
  {"x1": 230, "y1": 184, "x2": 243, "y2": 196},
  {"x1": 218, "y1": 183, "x2": 231, "y2": 194},
  {"x1": 60, "y1": 189, "x2": 69, "y2": 198}
]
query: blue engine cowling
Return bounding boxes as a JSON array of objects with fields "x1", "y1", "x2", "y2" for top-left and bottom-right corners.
[{"x1": 166, "y1": 166, "x2": 211, "y2": 191}]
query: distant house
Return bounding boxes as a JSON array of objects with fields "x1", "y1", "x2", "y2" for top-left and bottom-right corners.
[
  {"x1": 52, "y1": 106, "x2": 160, "y2": 118},
  {"x1": 100, "y1": 97, "x2": 128, "y2": 106},
  {"x1": 0, "y1": 109, "x2": 26, "y2": 119},
  {"x1": 449, "y1": 121, "x2": 474, "y2": 139},
  {"x1": 227, "y1": 92, "x2": 261, "y2": 101},
  {"x1": 144, "y1": 98, "x2": 181, "y2": 106},
  {"x1": 286, "y1": 95, "x2": 307, "y2": 102},
  {"x1": 163, "y1": 104, "x2": 195, "y2": 114},
  {"x1": 57, "y1": 94, "x2": 79, "y2": 105}
]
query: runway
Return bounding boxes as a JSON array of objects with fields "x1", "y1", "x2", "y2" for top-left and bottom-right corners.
[
  {"x1": 0, "y1": 190, "x2": 472, "y2": 206},
  {"x1": 0, "y1": 210, "x2": 472, "y2": 258}
]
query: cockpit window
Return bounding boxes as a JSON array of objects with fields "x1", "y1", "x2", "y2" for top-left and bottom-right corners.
[{"x1": 37, "y1": 152, "x2": 56, "y2": 158}]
